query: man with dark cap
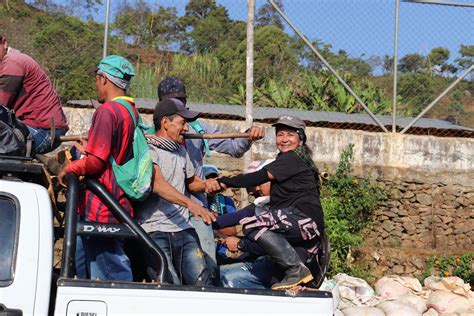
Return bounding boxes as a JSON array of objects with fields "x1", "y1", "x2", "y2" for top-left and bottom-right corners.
[
  {"x1": 137, "y1": 98, "x2": 219, "y2": 286},
  {"x1": 157, "y1": 77, "x2": 265, "y2": 282},
  {"x1": 58, "y1": 55, "x2": 138, "y2": 281}
]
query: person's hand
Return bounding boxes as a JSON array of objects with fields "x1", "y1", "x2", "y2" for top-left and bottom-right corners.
[
  {"x1": 224, "y1": 236, "x2": 241, "y2": 252},
  {"x1": 73, "y1": 139, "x2": 87, "y2": 154},
  {"x1": 57, "y1": 167, "x2": 68, "y2": 188},
  {"x1": 187, "y1": 200, "x2": 216, "y2": 225},
  {"x1": 217, "y1": 179, "x2": 227, "y2": 190},
  {"x1": 247, "y1": 126, "x2": 265, "y2": 142},
  {"x1": 204, "y1": 178, "x2": 222, "y2": 194}
]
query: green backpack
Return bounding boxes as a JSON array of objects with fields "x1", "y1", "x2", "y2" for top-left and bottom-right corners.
[{"x1": 110, "y1": 98, "x2": 153, "y2": 201}]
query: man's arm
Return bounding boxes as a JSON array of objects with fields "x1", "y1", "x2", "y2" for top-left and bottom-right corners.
[
  {"x1": 152, "y1": 164, "x2": 216, "y2": 224},
  {"x1": 186, "y1": 175, "x2": 205, "y2": 193},
  {"x1": 198, "y1": 120, "x2": 264, "y2": 158},
  {"x1": 186, "y1": 175, "x2": 222, "y2": 195},
  {"x1": 0, "y1": 71, "x2": 23, "y2": 108}
]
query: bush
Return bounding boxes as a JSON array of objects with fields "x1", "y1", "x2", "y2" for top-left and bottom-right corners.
[
  {"x1": 423, "y1": 253, "x2": 473, "y2": 283},
  {"x1": 322, "y1": 144, "x2": 386, "y2": 277}
]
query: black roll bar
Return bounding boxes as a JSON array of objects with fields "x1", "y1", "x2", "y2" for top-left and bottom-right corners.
[
  {"x1": 60, "y1": 173, "x2": 79, "y2": 278},
  {"x1": 60, "y1": 174, "x2": 169, "y2": 284}
]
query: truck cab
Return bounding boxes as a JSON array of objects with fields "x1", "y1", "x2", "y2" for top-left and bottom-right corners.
[{"x1": 0, "y1": 157, "x2": 333, "y2": 316}]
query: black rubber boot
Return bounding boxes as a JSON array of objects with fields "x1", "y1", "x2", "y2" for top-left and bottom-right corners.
[{"x1": 256, "y1": 230, "x2": 313, "y2": 290}]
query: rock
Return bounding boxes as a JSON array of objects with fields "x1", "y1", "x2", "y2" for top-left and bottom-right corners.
[
  {"x1": 403, "y1": 222, "x2": 416, "y2": 232},
  {"x1": 417, "y1": 193, "x2": 432, "y2": 206},
  {"x1": 442, "y1": 216, "x2": 453, "y2": 224},
  {"x1": 443, "y1": 228, "x2": 453, "y2": 235},
  {"x1": 405, "y1": 265, "x2": 417, "y2": 274},
  {"x1": 418, "y1": 230, "x2": 431, "y2": 238},
  {"x1": 392, "y1": 229, "x2": 403, "y2": 238},
  {"x1": 393, "y1": 265, "x2": 404, "y2": 274},
  {"x1": 387, "y1": 200, "x2": 402, "y2": 207},
  {"x1": 455, "y1": 196, "x2": 468, "y2": 206},
  {"x1": 397, "y1": 208, "x2": 409, "y2": 216},
  {"x1": 403, "y1": 191, "x2": 415, "y2": 199},
  {"x1": 382, "y1": 221, "x2": 395, "y2": 232},
  {"x1": 391, "y1": 188, "x2": 402, "y2": 199},
  {"x1": 412, "y1": 258, "x2": 424, "y2": 269},
  {"x1": 385, "y1": 210, "x2": 398, "y2": 218}
]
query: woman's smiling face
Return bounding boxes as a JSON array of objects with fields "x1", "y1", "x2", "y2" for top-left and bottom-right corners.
[{"x1": 275, "y1": 126, "x2": 303, "y2": 153}]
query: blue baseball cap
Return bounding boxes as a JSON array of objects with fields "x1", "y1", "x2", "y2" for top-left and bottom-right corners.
[
  {"x1": 97, "y1": 55, "x2": 135, "y2": 80},
  {"x1": 203, "y1": 164, "x2": 219, "y2": 178}
]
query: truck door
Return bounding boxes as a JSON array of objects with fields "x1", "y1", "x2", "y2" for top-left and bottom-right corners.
[
  {"x1": 0, "y1": 193, "x2": 24, "y2": 315},
  {"x1": 0, "y1": 181, "x2": 53, "y2": 316}
]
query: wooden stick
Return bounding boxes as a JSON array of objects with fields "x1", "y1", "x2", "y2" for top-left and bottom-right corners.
[
  {"x1": 183, "y1": 133, "x2": 250, "y2": 139},
  {"x1": 58, "y1": 135, "x2": 88, "y2": 142},
  {"x1": 58, "y1": 133, "x2": 250, "y2": 143}
]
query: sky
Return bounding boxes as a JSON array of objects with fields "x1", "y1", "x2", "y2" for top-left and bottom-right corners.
[{"x1": 28, "y1": 0, "x2": 474, "y2": 67}]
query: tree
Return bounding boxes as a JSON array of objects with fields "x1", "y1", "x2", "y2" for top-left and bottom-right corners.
[
  {"x1": 255, "y1": 0, "x2": 284, "y2": 30},
  {"x1": 114, "y1": 2, "x2": 180, "y2": 50},
  {"x1": 146, "y1": 6, "x2": 181, "y2": 50},
  {"x1": 455, "y1": 45, "x2": 473, "y2": 69},
  {"x1": 29, "y1": 0, "x2": 102, "y2": 19},
  {"x1": 382, "y1": 55, "x2": 394, "y2": 74},
  {"x1": 367, "y1": 56, "x2": 382, "y2": 75},
  {"x1": 399, "y1": 53, "x2": 426, "y2": 73},
  {"x1": 180, "y1": 0, "x2": 231, "y2": 53},
  {"x1": 398, "y1": 73, "x2": 434, "y2": 115},
  {"x1": 428, "y1": 47, "x2": 449, "y2": 75},
  {"x1": 113, "y1": 0, "x2": 151, "y2": 46},
  {"x1": 31, "y1": 11, "x2": 105, "y2": 101},
  {"x1": 228, "y1": 25, "x2": 300, "y2": 87}
]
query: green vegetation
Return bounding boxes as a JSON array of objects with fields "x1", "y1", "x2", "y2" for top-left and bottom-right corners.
[
  {"x1": 423, "y1": 253, "x2": 473, "y2": 283},
  {"x1": 2, "y1": 1, "x2": 473, "y2": 126},
  {"x1": 322, "y1": 145, "x2": 387, "y2": 277}
]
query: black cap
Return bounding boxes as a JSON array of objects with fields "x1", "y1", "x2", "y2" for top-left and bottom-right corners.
[
  {"x1": 153, "y1": 98, "x2": 199, "y2": 122},
  {"x1": 272, "y1": 115, "x2": 307, "y2": 144},
  {"x1": 158, "y1": 77, "x2": 187, "y2": 100},
  {"x1": 272, "y1": 115, "x2": 306, "y2": 130}
]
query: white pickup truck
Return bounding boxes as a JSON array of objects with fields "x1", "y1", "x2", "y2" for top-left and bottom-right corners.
[{"x1": 0, "y1": 157, "x2": 333, "y2": 316}]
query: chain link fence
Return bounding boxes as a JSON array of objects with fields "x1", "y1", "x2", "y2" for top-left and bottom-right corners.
[{"x1": 2, "y1": 0, "x2": 473, "y2": 138}]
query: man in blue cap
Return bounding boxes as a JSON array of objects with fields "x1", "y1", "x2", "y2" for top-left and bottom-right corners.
[{"x1": 58, "y1": 55, "x2": 138, "y2": 281}]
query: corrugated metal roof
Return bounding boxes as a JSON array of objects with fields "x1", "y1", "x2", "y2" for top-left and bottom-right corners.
[{"x1": 67, "y1": 99, "x2": 474, "y2": 136}]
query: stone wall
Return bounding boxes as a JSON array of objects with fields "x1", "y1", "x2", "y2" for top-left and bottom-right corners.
[
  {"x1": 63, "y1": 107, "x2": 474, "y2": 279},
  {"x1": 365, "y1": 181, "x2": 473, "y2": 251}
]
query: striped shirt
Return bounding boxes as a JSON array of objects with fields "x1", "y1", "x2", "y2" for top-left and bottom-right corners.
[{"x1": 78, "y1": 97, "x2": 136, "y2": 223}]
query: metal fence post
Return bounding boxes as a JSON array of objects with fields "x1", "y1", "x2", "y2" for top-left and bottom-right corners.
[
  {"x1": 102, "y1": 0, "x2": 110, "y2": 58},
  {"x1": 392, "y1": 0, "x2": 400, "y2": 132},
  {"x1": 242, "y1": 0, "x2": 256, "y2": 207}
]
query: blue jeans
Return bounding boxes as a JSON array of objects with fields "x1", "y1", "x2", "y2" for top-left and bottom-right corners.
[
  {"x1": 147, "y1": 229, "x2": 212, "y2": 286},
  {"x1": 190, "y1": 217, "x2": 218, "y2": 282},
  {"x1": 75, "y1": 235, "x2": 133, "y2": 282},
  {"x1": 220, "y1": 256, "x2": 274, "y2": 289},
  {"x1": 26, "y1": 126, "x2": 67, "y2": 154}
]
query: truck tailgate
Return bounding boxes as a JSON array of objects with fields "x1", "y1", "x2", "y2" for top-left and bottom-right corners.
[{"x1": 55, "y1": 279, "x2": 333, "y2": 316}]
